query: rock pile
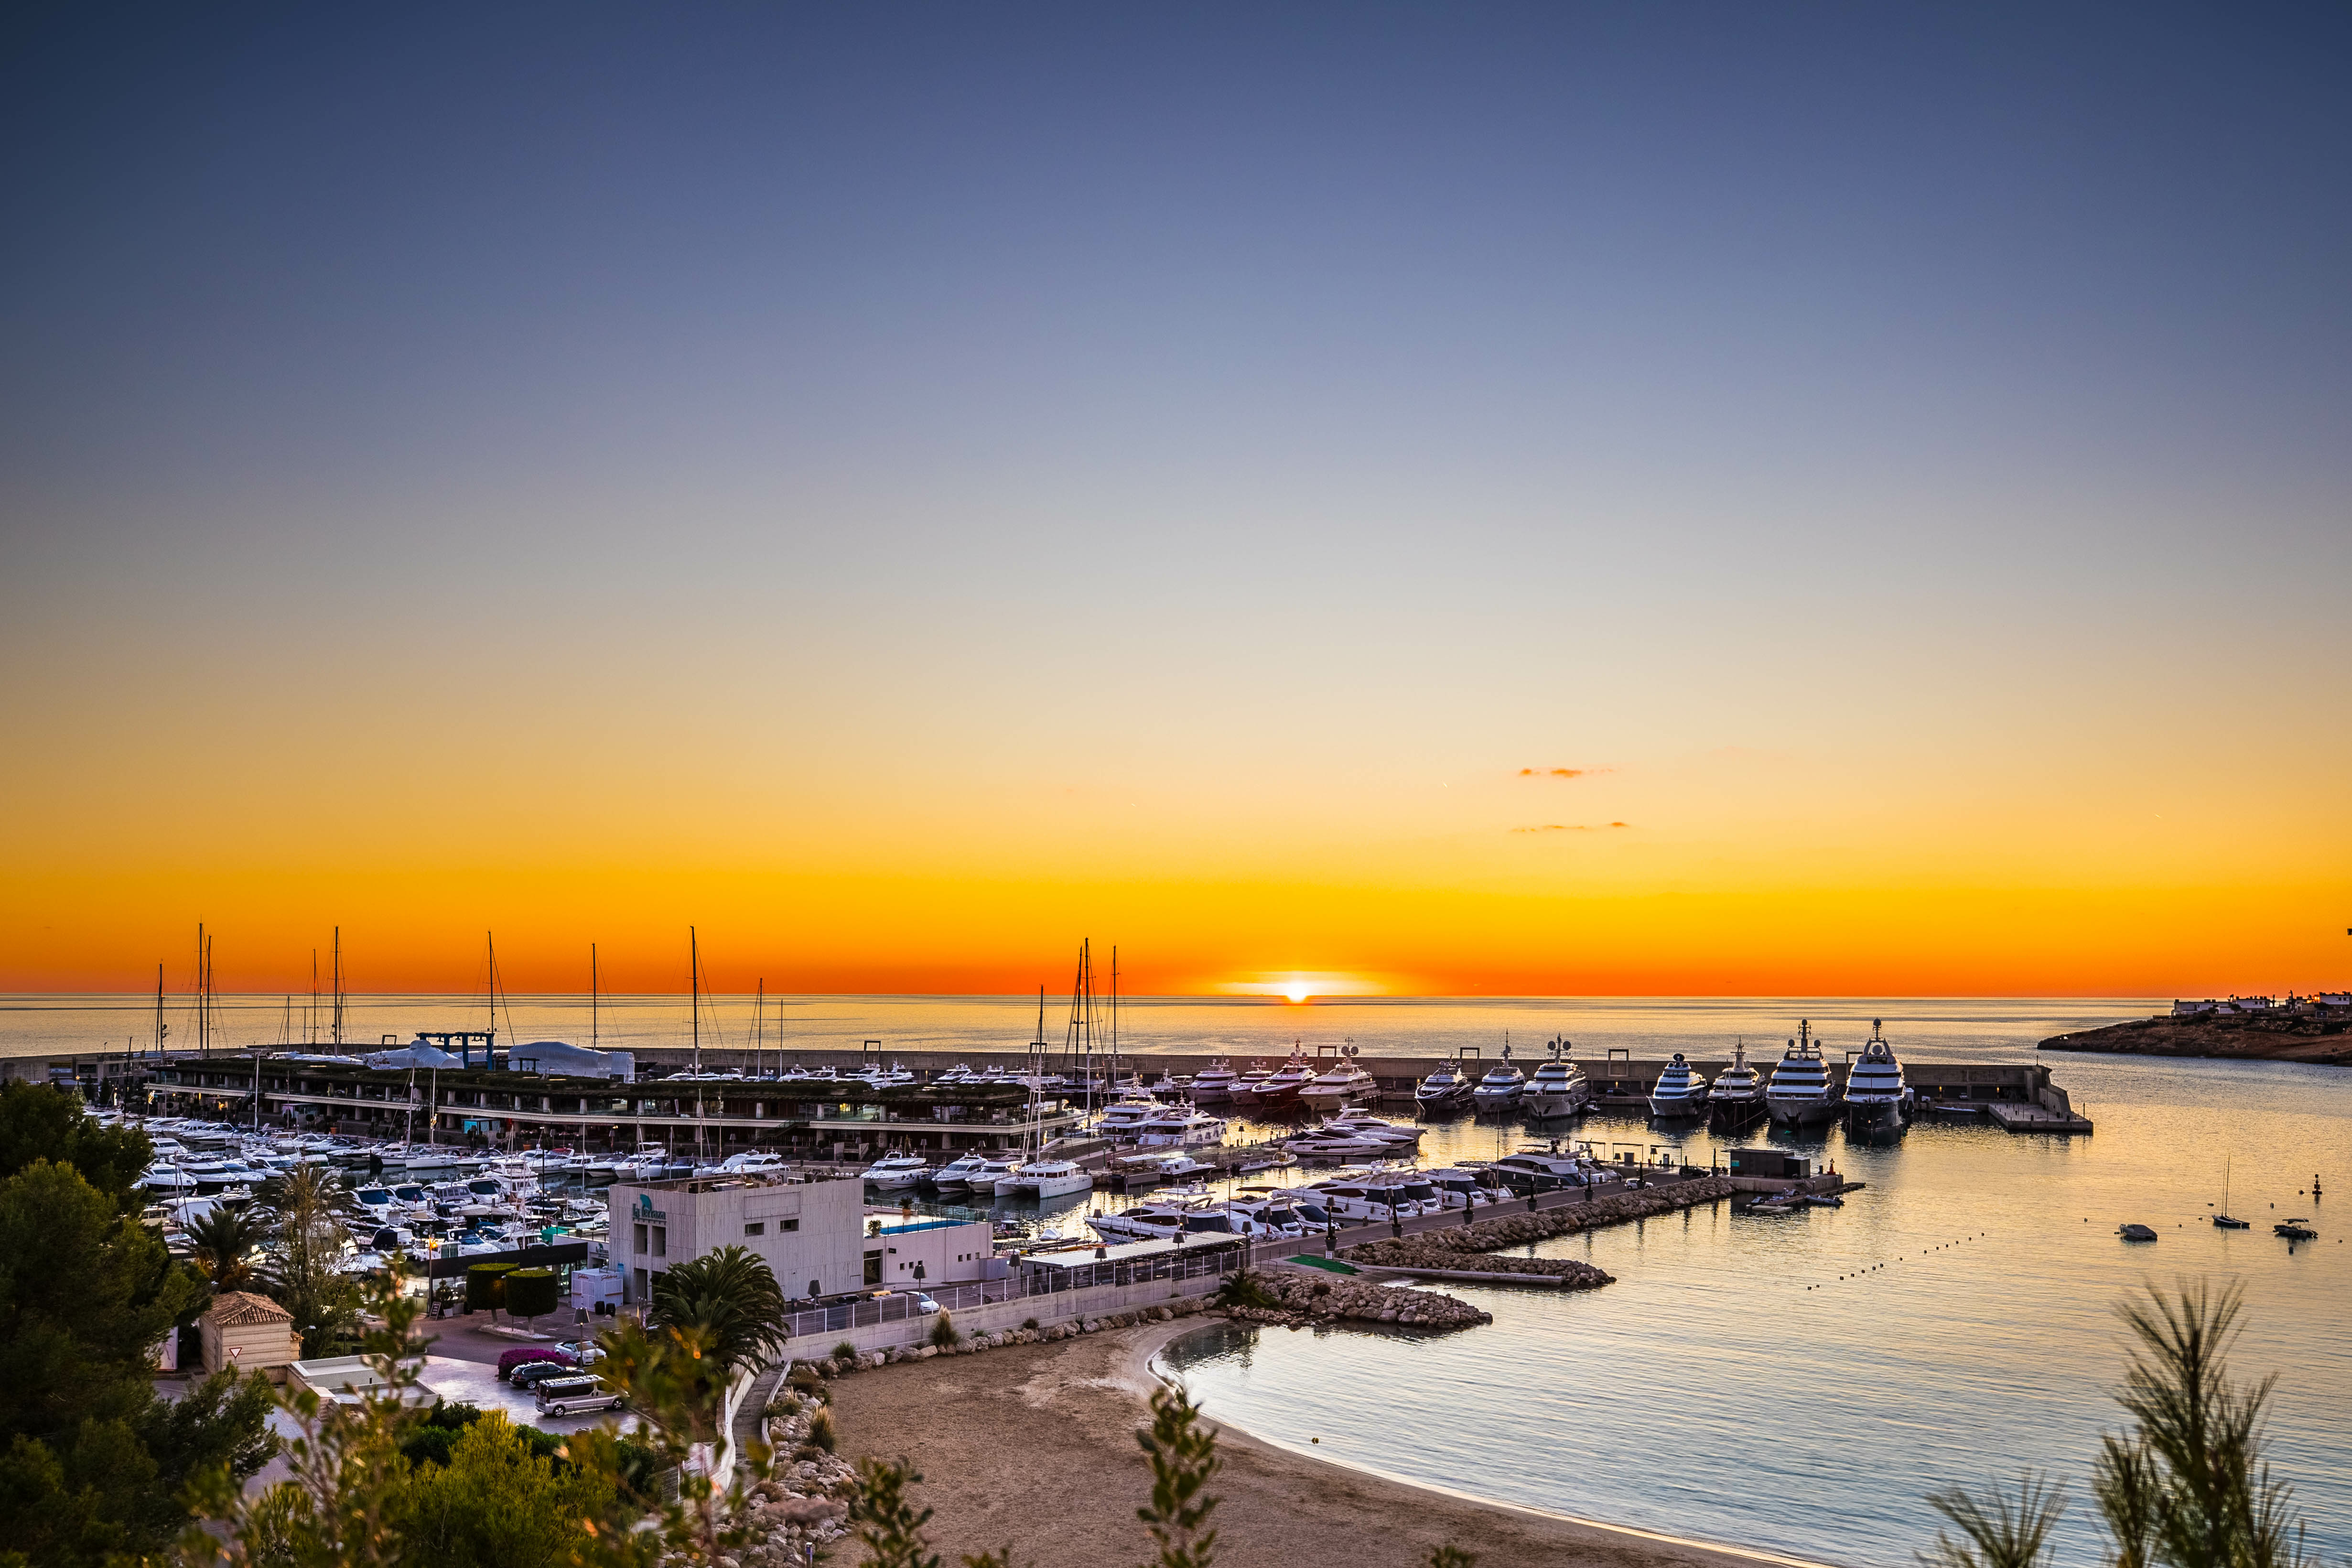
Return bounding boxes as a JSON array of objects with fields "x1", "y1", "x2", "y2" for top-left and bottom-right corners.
[
  {"x1": 1338, "y1": 1237, "x2": 1614, "y2": 1287},
  {"x1": 1226, "y1": 1270, "x2": 1493, "y2": 1330},
  {"x1": 718, "y1": 1397, "x2": 858, "y2": 1566},
  {"x1": 1346, "y1": 1174, "x2": 1739, "y2": 1265}
]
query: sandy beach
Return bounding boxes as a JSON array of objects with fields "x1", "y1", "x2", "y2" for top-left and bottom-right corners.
[{"x1": 830, "y1": 1316, "x2": 1830, "y2": 1568}]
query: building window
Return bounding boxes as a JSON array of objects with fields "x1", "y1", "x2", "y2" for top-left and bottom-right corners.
[
  {"x1": 633, "y1": 1266, "x2": 648, "y2": 1300},
  {"x1": 781, "y1": 1218, "x2": 798, "y2": 1232},
  {"x1": 744, "y1": 1222, "x2": 765, "y2": 1237},
  {"x1": 652, "y1": 1225, "x2": 667, "y2": 1258},
  {"x1": 633, "y1": 1223, "x2": 647, "y2": 1254}
]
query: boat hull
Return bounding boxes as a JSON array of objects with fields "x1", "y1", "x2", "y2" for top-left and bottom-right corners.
[
  {"x1": 1524, "y1": 1091, "x2": 1588, "y2": 1119},
  {"x1": 1767, "y1": 1096, "x2": 1844, "y2": 1127},
  {"x1": 1648, "y1": 1095, "x2": 1709, "y2": 1119}
]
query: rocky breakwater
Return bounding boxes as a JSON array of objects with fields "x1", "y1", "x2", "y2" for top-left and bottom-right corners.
[
  {"x1": 1343, "y1": 1174, "x2": 1739, "y2": 1277},
  {"x1": 1224, "y1": 1269, "x2": 1494, "y2": 1330}
]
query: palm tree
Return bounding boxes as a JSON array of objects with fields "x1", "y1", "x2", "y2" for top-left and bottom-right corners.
[
  {"x1": 184, "y1": 1204, "x2": 269, "y2": 1292},
  {"x1": 647, "y1": 1244, "x2": 790, "y2": 1374},
  {"x1": 256, "y1": 1164, "x2": 361, "y2": 1355}
]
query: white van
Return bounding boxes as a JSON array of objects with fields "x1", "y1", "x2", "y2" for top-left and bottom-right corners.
[{"x1": 534, "y1": 1374, "x2": 625, "y2": 1418}]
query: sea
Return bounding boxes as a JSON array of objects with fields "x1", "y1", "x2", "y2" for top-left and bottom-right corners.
[{"x1": 5, "y1": 992, "x2": 2346, "y2": 1568}]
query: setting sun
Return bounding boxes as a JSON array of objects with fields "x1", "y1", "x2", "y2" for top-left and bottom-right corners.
[{"x1": 1283, "y1": 985, "x2": 1311, "y2": 1004}]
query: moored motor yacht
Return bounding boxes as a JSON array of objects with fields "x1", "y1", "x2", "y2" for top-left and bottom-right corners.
[
  {"x1": 1298, "y1": 1054, "x2": 1376, "y2": 1108},
  {"x1": 1484, "y1": 1145, "x2": 1605, "y2": 1190},
  {"x1": 995, "y1": 1157, "x2": 1092, "y2": 1200},
  {"x1": 1136, "y1": 1107, "x2": 1228, "y2": 1148},
  {"x1": 1523, "y1": 1056, "x2": 1591, "y2": 1119},
  {"x1": 1765, "y1": 1022, "x2": 1842, "y2": 1127},
  {"x1": 958, "y1": 1156, "x2": 1026, "y2": 1195},
  {"x1": 1090, "y1": 1097, "x2": 1163, "y2": 1141},
  {"x1": 860, "y1": 1153, "x2": 932, "y2": 1188},
  {"x1": 1470, "y1": 1062, "x2": 1526, "y2": 1110},
  {"x1": 1236, "y1": 1050, "x2": 1316, "y2": 1111},
  {"x1": 1316, "y1": 1110, "x2": 1424, "y2": 1148},
  {"x1": 1309, "y1": 1173, "x2": 1441, "y2": 1222},
  {"x1": 1188, "y1": 1060, "x2": 1241, "y2": 1103},
  {"x1": 1413, "y1": 1058, "x2": 1476, "y2": 1111},
  {"x1": 1842, "y1": 1022, "x2": 1910, "y2": 1130},
  {"x1": 1420, "y1": 1166, "x2": 1513, "y2": 1210},
  {"x1": 1647, "y1": 1053, "x2": 1711, "y2": 1118},
  {"x1": 928, "y1": 1151, "x2": 995, "y2": 1190},
  {"x1": 1708, "y1": 1042, "x2": 1767, "y2": 1129}
]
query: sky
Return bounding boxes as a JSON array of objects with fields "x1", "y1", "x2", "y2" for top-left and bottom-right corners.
[{"x1": 2, "y1": 4, "x2": 2349, "y2": 997}]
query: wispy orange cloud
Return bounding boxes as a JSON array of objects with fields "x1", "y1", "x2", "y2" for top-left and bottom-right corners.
[
  {"x1": 1510, "y1": 822, "x2": 1633, "y2": 833},
  {"x1": 1518, "y1": 766, "x2": 1612, "y2": 779}
]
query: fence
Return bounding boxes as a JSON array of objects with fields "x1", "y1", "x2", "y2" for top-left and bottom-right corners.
[{"x1": 777, "y1": 1242, "x2": 1245, "y2": 1341}]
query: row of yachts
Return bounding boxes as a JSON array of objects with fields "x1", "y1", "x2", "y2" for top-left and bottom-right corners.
[{"x1": 1410, "y1": 1023, "x2": 1915, "y2": 1130}]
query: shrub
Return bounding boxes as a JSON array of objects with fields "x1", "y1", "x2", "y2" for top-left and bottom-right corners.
[
  {"x1": 831, "y1": 1340, "x2": 857, "y2": 1363},
  {"x1": 929, "y1": 1309, "x2": 960, "y2": 1350},
  {"x1": 465, "y1": 1260, "x2": 518, "y2": 1314},
  {"x1": 787, "y1": 1364, "x2": 828, "y2": 1395},
  {"x1": 807, "y1": 1406, "x2": 837, "y2": 1453},
  {"x1": 1213, "y1": 1271, "x2": 1278, "y2": 1311},
  {"x1": 504, "y1": 1266, "x2": 561, "y2": 1325},
  {"x1": 1021, "y1": 1317, "x2": 1039, "y2": 1331}
]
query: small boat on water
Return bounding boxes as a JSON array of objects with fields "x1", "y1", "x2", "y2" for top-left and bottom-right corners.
[
  {"x1": 860, "y1": 1153, "x2": 931, "y2": 1188},
  {"x1": 2117, "y1": 1223, "x2": 2158, "y2": 1242},
  {"x1": 2212, "y1": 1157, "x2": 2249, "y2": 1229},
  {"x1": 1647, "y1": 1053, "x2": 1710, "y2": 1119},
  {"x1": 2274, "y1": 1219, "x2": 2317, "y2": 1242},
  {"x1": 1188, "y1": 1060, "x2": 1241, "y2": 1103}
]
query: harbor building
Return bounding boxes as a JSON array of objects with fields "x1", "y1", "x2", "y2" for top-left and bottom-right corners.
[{"x1": 605, "y1": 1173, "x2": 997, "y2": 1306}]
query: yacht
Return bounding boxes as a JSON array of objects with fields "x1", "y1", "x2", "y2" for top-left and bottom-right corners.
[
  {"x1": 860, "y1": 1153, "x2": 932, "y2": 1189},
  {"x1": 1308, "y1": 1174, "x2": 1441, "y2": 1223},
  {"x1": 1284, "y1": 1130, "x2": 1398, "y2": 1160},
  {"x1": 1090, "y1": 1097, "x2": 1163, "y2": 1142},
  {"x1": 958, "y1": 1156, "x2": 1027, "y2": 1196},
  {"x1": 1470, "y1": 1062, "x2": 1526, "y2": 1110},
  {"x1": 994, "y1": 1157, "x2": 1093, "y2": 1200},
  {"x1": 1765, "y1": 1023, "x2": 1842, "y2": 1127},
  {"x1": 1236, "y1": 1050, "x2": 1316, "y2": 1111},
  {"x1": 928, "y1": 1151, "x2": 996, "y2": 1190},
  {"x1": 1647, "y1": 1053, "x2": 1711, "y2": 1119},
  {"x1": 1187, "y1": 1060, "x2": 1241, "y2": 1103},
  {"x1": 1421, "y1": 1166, "x2": 1513, "y2": 1210},
  {"x1": 1707, "y1": 1043, "x2": 1767, "y2": 1129},
  {"x1": 1222, "y1": 1191, "x2": 1321, "y2": 1236},
  {"x1": 1842, "y1": 1022, "x2": 1910, "y2": 1130},
  {"x1": 1136, "y1": 1107, "x2": 1228, "y2": 1148},
  {"x1": 1523, "y1": 1057, "x2": 1591, "y2": 1119},
  {"x1": 1298, "y1": 1056, "x2": 1376, "y2": 1108},
  {"x1": 1316, "y1": 1111, "x2": 1424, "y2": 1149},
  {"x1": 1413, "y1": 1059, "x2": 1476, "y2": 1112},
  {"x1": 1486, "y1": 1145, "x2": 1605, "y2": 1191},
  {"x1": 1123, "y1": 1152, "x2": 1216, "y2": 1182}
]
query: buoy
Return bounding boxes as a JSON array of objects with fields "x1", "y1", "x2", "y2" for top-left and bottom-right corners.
[{"x1": 1311, "y1": 1437, "x2": 1320, "y2": 1444}]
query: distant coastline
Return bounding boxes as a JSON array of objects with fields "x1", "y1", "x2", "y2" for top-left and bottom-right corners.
[{"x1": 2040, "y1": 1011, "x2": 2352, "y2": 1065}]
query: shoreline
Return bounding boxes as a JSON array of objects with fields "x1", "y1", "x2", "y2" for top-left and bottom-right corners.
[{"x1": 829, "y1": 1312, "x2": 1842, "y2": 1568}]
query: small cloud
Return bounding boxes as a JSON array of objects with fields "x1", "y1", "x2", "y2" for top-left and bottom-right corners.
[
  {"x1": 1609, "y1": 821, "x2": 1630, "y2": 828},
  {"x1": 1510, "y1": 823, "x2": 1590, "y2": 833},
  {"x1": 1518, "y1": 767, "x2": 1607, "y2": 779}
]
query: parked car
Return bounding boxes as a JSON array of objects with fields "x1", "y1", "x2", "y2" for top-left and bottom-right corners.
[
  {"x1": 552, "y1": 1340, "x2": 606, "y2": 1366},
  {"x1": 872, "y1": 1290, "x2": 940, "y2": 1314},
  {"x1": 509, "y1": 1357, "x2": 579, "y2": 1389},
  {"x1": 535, "y1": 1374, "x2": 626, "y2": 1418},
  {"x1": 497, "y1": 1347, "x2": 572, "y2": 1383}
]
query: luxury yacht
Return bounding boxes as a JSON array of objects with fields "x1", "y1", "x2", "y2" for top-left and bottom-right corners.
[
  {"x1": 1413, "y1": 1059, "x2": 1476, "y2": 1112},
  {"x1": 1308, "y1": 1173, "x2": 1441, "y2": 1222},
  {"x1": 928, "y1": 1151, "x2": 996, "y2": 1190},
  {"x1": 1647, "y1": 1053, "x2": 1711, "y2": 1118},
  {"x1": 1090, "y1": 1097, "x2": 1162, "y2": 1141},
  {"x1": 1486, "y1": 1145, "x2": 1604, "y2": 1191},
  {"x1": 958, "y1": 1156, "x2": 1027, "y2": 1195},
  {"x1": 1842, "y1": 1022, "x2": 1910, "y2": 1130},
  {"x1": 1523, "y1": 1057, "x2": 1591, "y2": 1119},
  {"x1": 994, "y1": 1157, "x2": 1093, "y2": 1200},
  {"x1": 1470, "y1": 1062, "x2": 1527, "y2": 1110},
  {"x1": 1765, "y1": 1023, "x2": 1842, "y2": 1127},
  {"x1": 1136, "y1": 1107, "x2": 1228, "y2": 1148},
  {"x1": 1188, "y1": 1060, "x2": 1241, "y2": 1103},
  {"x1": 860, "y1": 1153, "x2": 932, "y2": 1188},
  {"x1": 1298, "y1": 1057, "x2": 1376, "y2": 1108},
  {"x1": 1237, "y1": 1050, "x2": 1316, "y2": 1110},
  {"x1": 1420, "y1": 1166, "x2": 1513, "y2": 1210},
  {"x1": 1707, "y1": 1043, "x2": 1767, "y2": 1129},
  {"x1": 1316, "y1": 1111, "x2": 1424, "y2": 1149}
]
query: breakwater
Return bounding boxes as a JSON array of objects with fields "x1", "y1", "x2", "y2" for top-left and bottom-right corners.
[
  {"x1": 1338, "y1": 1176, "x2": 1737, "y2": 1281},
  {"x1": 1230, "y1": 1269, "x2": 1494, "y2": 1329}
]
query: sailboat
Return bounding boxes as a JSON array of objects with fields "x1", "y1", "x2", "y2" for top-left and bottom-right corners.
[
  {"x1": 998, "y1": 984, "x2": 1093, "y2": 1199},
  {"x1": 2213, "y1": 1156, "x2": 2249, "y2": 1229}
]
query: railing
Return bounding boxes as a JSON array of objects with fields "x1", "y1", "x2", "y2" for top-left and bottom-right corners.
[{"x1": 777, "y1": 1245, "x2": 1243, "y2": 1342}]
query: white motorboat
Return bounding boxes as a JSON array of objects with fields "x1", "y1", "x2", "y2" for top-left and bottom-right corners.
[
  {"x1": 1523, "y1": 1057, "x2": 1591, "y2": 1119},
  {"x1": 1842, "y1": 1021, "x2": 1909, "y2": 1130},
  {"x1": 1765, "y1": 1022, "x2": 1842, "y2": 1126},
  {"x1": 1485, "y1": 1145, "x2": 1604, "y2": 1190},
  {"x1": 1235, "y1": 1050, "x2": 1315, "y2": 1111},
  {"x1": 1136, "y1": 1108, "x2": 1228, "y2": 1148},
  {"x1": 1123, "y1": 1152, "x2": 1215, "y2": 1182},
  {"x1": 1297, "y1": 1057, "x2": 1375, "y2": 1108},
  {"x1": 1470, "y1": 1062, "x2": 1526, "y2": 1110},
  {"x1": 1187, "y1": 1059, "x2": 1241, "y2": 1102},
  {"x1": 928, "y1": 1151, "x2": 995, "y2": 1189},
  {"x1": 1315, "y1": 1111, "x2": 1423, "y2": 1148},
  {"x1": 861, "y1": 1153, "x2": 932, "y2": 1188},
  {"x1": 1647, "y1": 1053, "x2": 1711, "y2": 1119},
  {"x1": 696, "y1": 1150, "x2": 790, "y2": 1179},
  {"x1": 1420, "y1": 1165, "x2": 1513, "y2": 1210},
  {"x1": 1309, "y1": 1173, "x2": 1441, "y2": 1222},
  {"x1": 995, "y1": 1158, "x2": 1093, "y2": 1200},
  {"x1": 1090, "y1": 1097, "x2": 1163, "y2": 1141},
  {"x1": 959, "y1": 1157, "x2": 1027, "y2": 1195},
  {"x1": 1413, "y1": 1059, "x2": 1476, "y2": 1112},
  {"x1": 1708, "y1": 1042, "x2": 1767, "y2": 1127}
]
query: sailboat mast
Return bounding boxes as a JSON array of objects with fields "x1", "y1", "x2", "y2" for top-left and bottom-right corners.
[
  {"x1": 196, "y1": 922, "x2": 207, "y2": 1058},
  {"x1": 754, "y1": 977, "x2": 764, "y2": 1078},
  {"x1": 689, "y1": 927, "x2": 702, "y2": 1159},
  {"x1": 309, "y1": 949, "x2": 318, "y2": 1046},
  {"x1": 331, "y1": 927, "x2": 344, "y2": 1049},
  {"x1": 590, "y1": 942, "x2": 599, "y2": 1048},
  {"x1": 1110, "y1": 946, "x2": 1119, "y2": 1088},
  {"x1": 154, "y1": 962, "x2": 165, "y2": 1059}
]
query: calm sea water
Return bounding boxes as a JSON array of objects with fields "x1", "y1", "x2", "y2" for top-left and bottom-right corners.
[{"x1": 9, "y1": 993, "x2": 2344, "y2": 1565}]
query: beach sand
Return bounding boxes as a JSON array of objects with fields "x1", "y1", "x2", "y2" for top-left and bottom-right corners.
[{"x1": 829, "y1": 1317, "x2": 1824, "y2": 1568}]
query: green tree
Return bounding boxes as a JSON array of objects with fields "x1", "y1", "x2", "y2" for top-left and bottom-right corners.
[
  {"x1": 1134, "y1": 1386, "x2": 1221, "y2": 1568},
  {"x1": 391, "y1": 1410, "x2": 613, "y2": 1568},
  {"x1": 648, "y1": 1245, "x2": 790, "y2": 1375},
  {"x1": 258, "y1": 1167, "x2": 362, "y2": 1355},
  {"x1": 845, "y1": 1457, "x2": 941, "y2": 1568},
  {"x1": 1923, "y1": 1281, "x2": 2313, "y2": 1568},
  {"x1": 0, "y1": 1158, "x2": 272, "y2": 1568},
  {"x1": 0, "y1": 1083, "x2": 152, "y2": 1212},
  {"x1": 185, "y1": 1206, "x2": 270, "y2": 1292},
  {"x1": 503, "y1": 1267, "x2": 560, "y2": 1330}
]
